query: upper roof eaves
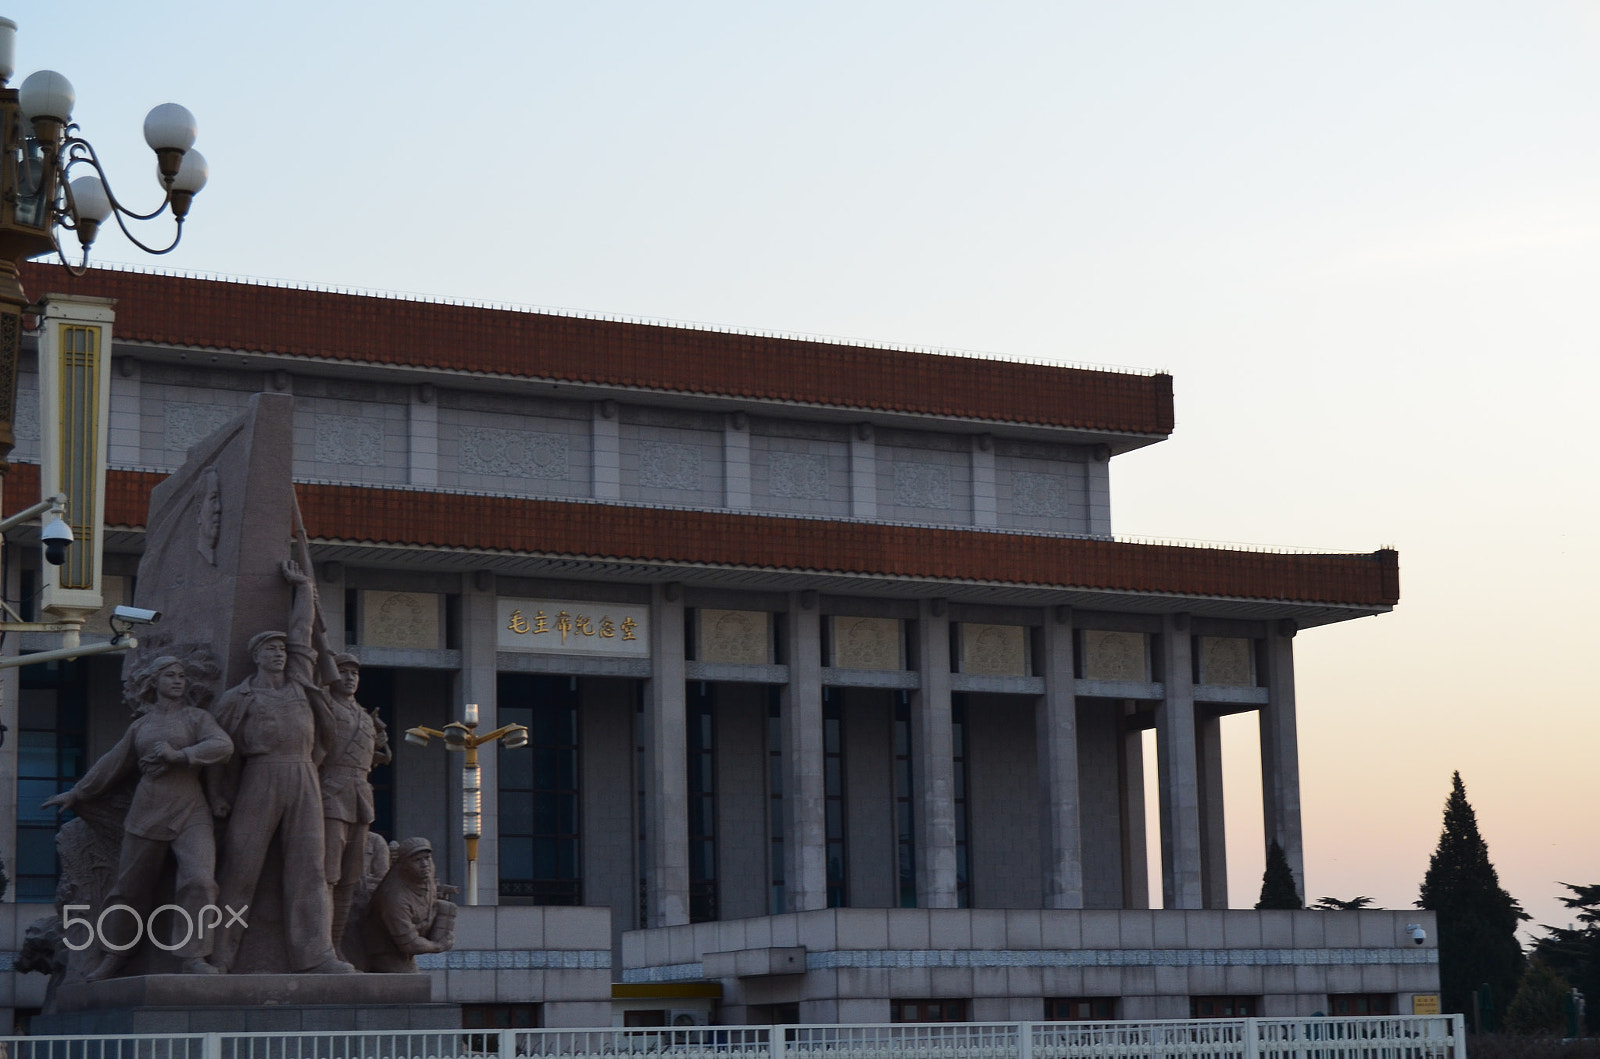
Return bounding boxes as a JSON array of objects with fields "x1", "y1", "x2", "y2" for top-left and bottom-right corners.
[{"x1": 23, "y1": 264, "x2": 1175, "y2": 440}]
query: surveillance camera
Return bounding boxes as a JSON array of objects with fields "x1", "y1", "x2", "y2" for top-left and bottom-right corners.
[
  {"x1": 41, "y1": 519, "x2": 73, "y2": 567},
  {"x1": 1407, "y1": 924, "x2": 1427, "y2": 946},
  {"x1": 111, "y1": 605, "x2": 161, "y2": 626}
]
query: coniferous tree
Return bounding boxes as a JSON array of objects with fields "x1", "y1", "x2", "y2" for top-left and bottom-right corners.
[
  {"x1": 1416, "y1": 772, "x2": 1527, "y2": 1023},
  {"x1": 1257, "y1": 839, "x2": 1302, "y2": 909},
  {"x1": 1529, "y1": 883, "x2": 1600, "y2": 1034},
  {"x1": 1503, "y1": 959, "x2": 1570, "y2": 1036}
]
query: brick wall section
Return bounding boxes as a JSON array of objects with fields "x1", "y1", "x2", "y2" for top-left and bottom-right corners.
[
  {"x1": 19, "y1": 265, "x2": 1174, "y2": 436},
  {"x1": 5, "y1": 465, "x2": 1398, "y2": 607}
]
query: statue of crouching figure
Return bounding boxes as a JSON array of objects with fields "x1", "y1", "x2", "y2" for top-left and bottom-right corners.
[{"x1": 356, "y1": 837, "x2": 457, "y2": 973}]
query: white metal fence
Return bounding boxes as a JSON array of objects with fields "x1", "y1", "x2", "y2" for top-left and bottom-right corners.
[{"x1": 0, "y1": 1017, "x2": 1468, "y2": 1059}]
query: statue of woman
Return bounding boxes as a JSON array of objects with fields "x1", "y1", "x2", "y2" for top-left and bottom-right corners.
[{"x1": 45, "y1": 655, "x2": 234, "y2": 978}]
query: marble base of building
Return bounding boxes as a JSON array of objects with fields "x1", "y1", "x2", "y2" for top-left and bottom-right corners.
[{"x1": 622, "y1": 908, "x2": 1441, "y2": 1024}]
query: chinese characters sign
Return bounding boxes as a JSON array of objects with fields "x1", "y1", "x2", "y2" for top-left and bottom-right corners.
[{"x1": 497, "y1": 598, "x2": 650, "y2": 657}]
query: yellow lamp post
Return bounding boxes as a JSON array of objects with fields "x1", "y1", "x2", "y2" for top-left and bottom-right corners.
[{"x1": 404, "y1": 703, "x2": 528, "y2": 906}]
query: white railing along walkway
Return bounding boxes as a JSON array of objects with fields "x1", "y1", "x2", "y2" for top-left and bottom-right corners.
[{"x1": 0, "y1": 1017, "x2": 1468, "y2": 1059}]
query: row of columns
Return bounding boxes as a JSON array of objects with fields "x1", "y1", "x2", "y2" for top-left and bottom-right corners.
[{"x1": 452, "y1": 575, "x2": 1304, "y2": 921}]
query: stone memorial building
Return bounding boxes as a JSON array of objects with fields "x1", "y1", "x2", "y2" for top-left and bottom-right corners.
[{"x1": 0, "y1": 265, "x2": 1433, "y2": 1028}]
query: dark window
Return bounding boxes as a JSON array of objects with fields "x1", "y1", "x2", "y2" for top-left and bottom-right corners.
[
  {"x1": 354, "y1": 666, "x2": 399, "y2": 839},
  {"x1": 1191, "y1": 996, "x2": 1257, "y2": 1018},
  {"x1": 892, "y1": 999, "x2": 969, "y2": 1023},
  {"x1": 768, "y1": 694, "x2": 786, "y2": 914},
  {"x1": 688, "y1": 685, "x2": 717, "y2": 923},
  {"x1": 498, "y1": 674, "x2": 580, "y2": 904},
  {"x1": 893, "y1": 696, "x2": 916, "y2": 908},
  {"x1": 17, "y1": 660, "x2": 88, "y2": 901},
  {"x1": 462, "y1": 1003, "x2": 540, "y2": 1028},
  {"x1": 823, "y1": 689, "x2": 847, "y2": 907},
  {"x1": 624, "y1": 1010, "x2": 667, "y2": 1028},
  {"x1": 1330, "y1": 993, "x2": 1393, "y2": 1016},
  {"x1": 751, "y1": 1003, "x2": 800, "y2": 1025},
  {"x1": 952, "y1": 697, "x2": 969, "y2": 908},
  {"x1": 1045, "y1": 997, "x2": 1117, "y2": 1021}
]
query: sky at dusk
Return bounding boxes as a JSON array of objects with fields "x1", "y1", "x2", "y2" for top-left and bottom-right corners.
[{"x1": 9, "y1": 1, "x2": 1598, "y2": 934}]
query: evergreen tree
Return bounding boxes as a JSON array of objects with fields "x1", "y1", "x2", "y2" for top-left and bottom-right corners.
[
  {"x1": 1257, "y1": 839, "x2": 1302, "y2": 909},
  {"x1": 1315, "y1": 896, "x2": 1375, "y2": 911},
  {"x1": 1529, "y1": 883, "x2": 1600, "y2": 1035},
  {"x1": 1503, "y1": 959, "x2": 1570, "y2": 1036},
  {"x1": 1416, "y1": 772, "x2": 1527, "y2": 1023}
]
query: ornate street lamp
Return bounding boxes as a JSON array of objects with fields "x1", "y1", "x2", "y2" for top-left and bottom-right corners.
[
  {"x1": 0, "y1": 17, "x2": 207, "y2": 467},
  {"x1": 406, "y1": 703, "x2": 530, "y2": 906}
]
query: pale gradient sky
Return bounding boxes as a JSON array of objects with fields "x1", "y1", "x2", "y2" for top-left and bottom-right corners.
[{"x1": 11, "y1": 1, "x2": 1598, "y2": 934}]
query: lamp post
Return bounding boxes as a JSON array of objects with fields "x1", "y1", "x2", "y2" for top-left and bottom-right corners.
[
  {"x1": 0, "y1": 15, "x2": 207, "y2": 471},
  {"x1": 405, "y1": 703, "x2": 529, "y2": 906},
  {"x1": 0, "y1": 17, "x2": 204, "y2": 670}
]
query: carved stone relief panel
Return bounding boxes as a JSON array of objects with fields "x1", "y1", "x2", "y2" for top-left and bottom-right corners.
[
  {"x1": 13, "y1": 381, "x2": 37, "y2": 441},
  {"x1": 361, "y1": 590, "x2": 442, "y2": 650},
  {"x1": 640, "y1": 441, "x2": 701, "y2": 490},
  {"x1": 166, "y1": 403, "x2": 242, "y2": 452},
  {"x1": 1012, "y1": 471, "x2": 1071, "y2": 518},
  {"x1": 769, "y1": 452, "x2": 829, "y2": 500},
  {"x1": 1081, "y1": 630, "x2": 1149, "y2": 682},
  {"x1": 830, "y1": 616, "x2": 903, "y2": 671},
  {"x1": 460, "y1": 426, "x2": 571, "y2": 480},
  {"x1": 315, "y1": 414, "x2": 385, "y2": 467},
  {"x1": 698, "y1": 609, "x2": 771, "y2": 665},
  {"x1": 1199, "y1": 636, "x2": 1255, "y2": 686},
  {"x1": 893, "y1": 462, "x2": 952, "y2": 509},
  {"x1": 960, "y1": 623, "x2": 1028, "y2": 676}
]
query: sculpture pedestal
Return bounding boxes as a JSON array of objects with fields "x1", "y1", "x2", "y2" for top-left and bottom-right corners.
[{"x1": 32, "y1": 974, "x2": 460, "y2": 1035}]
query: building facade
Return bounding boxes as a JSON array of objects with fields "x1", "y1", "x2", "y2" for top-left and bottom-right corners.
[{"x1": 0, "y1": 266, "x2": 1430, "y2": 1028}]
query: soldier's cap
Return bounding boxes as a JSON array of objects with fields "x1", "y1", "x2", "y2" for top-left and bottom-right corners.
[
  {"x1": 248, "y1": 630, "x2": 287, "y2": 654},
  {"x1": 334, "y1": 652, "x2": 361, "y2": 669},
  {"x1": 395, "y1": 836, "x2": 432, "y2": 859}
]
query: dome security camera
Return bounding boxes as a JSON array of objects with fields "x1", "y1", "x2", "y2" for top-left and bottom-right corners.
[
  {"x1": 1406, "y1": 923, "x2": 1427, "y2": 945},
  {"x1": 41, "y1": 518, "x2": 73, "y2": 567}
]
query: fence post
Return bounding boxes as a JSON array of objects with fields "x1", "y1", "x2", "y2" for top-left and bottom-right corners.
[
  {"x1": 773, "y1": 1024, "x2": 788, "y2": 1059},
  {"x1": 202, "y1": 1033, "x2": 223, "y2": 1059},
  {"x1": 1451, "y1": 1014, "x2": 1467, "y2": 1059},
  {"x1": 1018, "y1": 1022, "x2": 1032, "y2": 1059},
  {"x1": 1244, "y1": 1017, "x2": 1260, "y2": 1059}
]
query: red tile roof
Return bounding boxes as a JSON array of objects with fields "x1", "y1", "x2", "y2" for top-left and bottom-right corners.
[
  {"x1": 19, "y1": 265, "x2": 1174, "y2": 437},
  {"x1": 4, "y1": 465, "x2": 1398, "y2": 608}
]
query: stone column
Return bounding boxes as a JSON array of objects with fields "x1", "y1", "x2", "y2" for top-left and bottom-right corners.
[
  {"x1": 592, "y1": 400, "x2": 621, "y2": 500},
  {"x1": 912, "y1": 599, "x2": 958, "y2": 907},
  {"x1": 850, "y1": 423, "x2": 877, "y2": 518},
  {"x1": 971, "y1": 435, "x2": 996, "y2": 527},
  {"x1": 1036, "y1": 608, "x2": 1083, "y2": 907},
  {"x1": 724, "y1": 413, "x2": 751, "y2": 510},
  {"x1": 1086, "y1": 448, "x2": 1112, "y2": 537},
  {"x1": 644, "y1": 583, "x2": 689, "y2": 926},
  {"x1": 107, "y1": 356, "x2": 141, "y2": 467},
  {"x1": 1156, "y1": 614, "x2": 1203, "y2": 909},
  {"x1": 781, "y1": 592, "x2": 827, "y2": 910},
  {"x1": 408, "y1": 384, "x2": 439, "y2": 487},
  {"x1": 1260, "y1": 623, "x2": 1306, "y2": 901},
  {"x1": 1196, "y1": 711, "x2": 1228, "y2": 909},
  {"x1": 460, "y1": 570, "x2": 501, "y2": 903}
]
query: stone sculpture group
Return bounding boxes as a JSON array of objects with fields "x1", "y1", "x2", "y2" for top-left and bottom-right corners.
[{"x1": 17, "y1": 394, "x2": 455, "y2": 1005}]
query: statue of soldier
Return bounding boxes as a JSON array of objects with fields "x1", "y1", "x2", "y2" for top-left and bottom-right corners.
[
  {"x1": 208, "y1": 560, "x2": 354, "y2": 974},
  {"x1": 320, "y1": 652, "x2": 391, "y2": 950}
]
